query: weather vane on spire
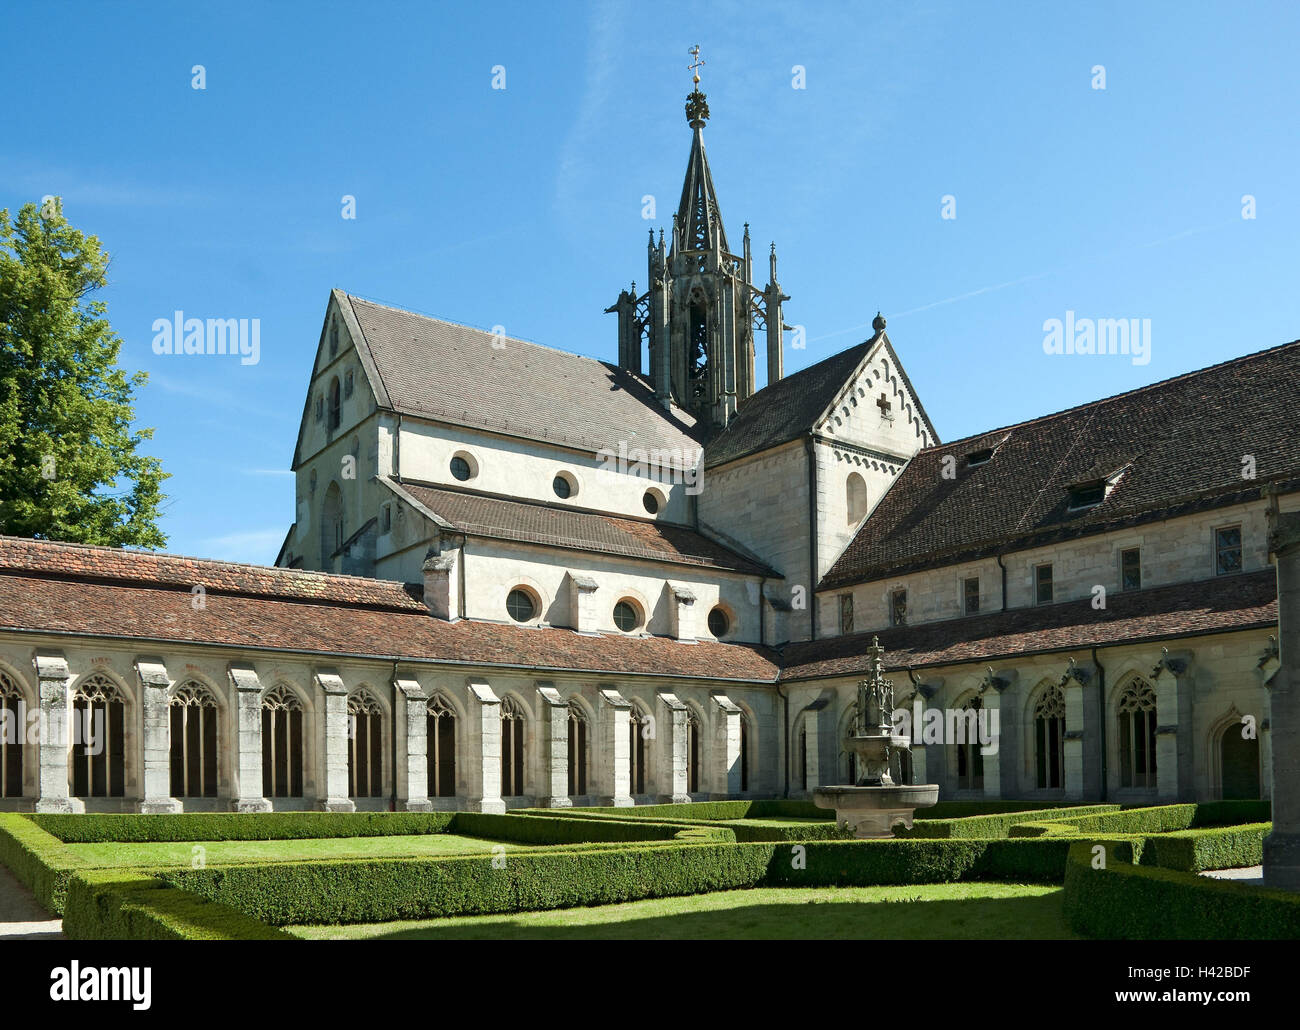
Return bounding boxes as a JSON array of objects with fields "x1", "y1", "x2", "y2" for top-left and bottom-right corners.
[
  {"x1": 688, "y1": 45, "x2": 705, "y2": 86},
  {"x1": 684, "y1": 45, "x2": 710, "y2": 128}
]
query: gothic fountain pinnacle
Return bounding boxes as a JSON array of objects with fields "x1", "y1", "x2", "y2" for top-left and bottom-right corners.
[{"x1": 814, "y1": 636, "x2": 939, "y2": 838}]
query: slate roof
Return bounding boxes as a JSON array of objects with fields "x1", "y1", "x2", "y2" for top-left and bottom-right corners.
[
  {"x1": 340, "y1": 292, "x2": 704, "y2": 460},
  {"x1": 0, "y1": 537, "x2": 779, "y2": 682},
  {"x1": 782, "y1": 568, "x2": 1278, "y2": 680},
  {"x1": 385, "y1": 480, "x2": 777, "y2": 577},
  {"x1": 821, "y1": 340, "x2": 1300, "y2": 589}
]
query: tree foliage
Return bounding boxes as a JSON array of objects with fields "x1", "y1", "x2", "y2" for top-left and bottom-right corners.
[{"x1": 0, "y1": 200, "x2": 167, "y2": 547}]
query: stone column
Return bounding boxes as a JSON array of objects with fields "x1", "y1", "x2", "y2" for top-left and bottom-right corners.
[
  {"x1": 710, "y1": 693, "x2": 742, "y2": 797},
  {"x1": 533, "y1": 682, "x2": 571, "y2": 808},
  {"x1": 799, "y1": 697, "x2": 829, "y2": 795},
  {"x1": 33, "y1": 652, "x2": 76, "y2": 814},
  {"x1": 314, "y1": 668, "x2": 354, "y2": 812},
  {"x1": 656, "y1": 691, "x2": 689, "y2": 803},
  {"x1": 597, "y1": 686, "x2": 632, "y2": 807},
  {"x1": 135, "y1": 657, "x2": 180, "y2": 813},
  {"x1": 228, "y1": 662, "x2": 271, "y2": 813},
  {"x1": 1260, "y1": 641, "x2": 1280, "y2": 801},
  {"x1": 979, "y1": 670, "x2": 1017, "y2": 800},
  {"x1": 1264, "y1": 512, "x2": 1300, "y2": 890},
  {"x1": 1061, "y1": 667, "x2": 1090, "y2": 802},
  {"x1": 1152, "y1": 651, "x2": 1193, "y2": 802},
  {"x1": 463, "y1": 680, "x2": 504, "y2": 813},
  {"x1": 394, "y1": 676, "x2": 433, "y2": 812}
]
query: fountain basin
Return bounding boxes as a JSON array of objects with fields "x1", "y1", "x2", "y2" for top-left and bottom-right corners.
[{"x1": 814, "y1": 783, "x2": 939, "y2": 839}]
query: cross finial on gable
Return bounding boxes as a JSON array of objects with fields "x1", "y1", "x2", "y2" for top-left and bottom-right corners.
[{"x1": 876, "y1": 392, "x2": 892, "y2": 418}]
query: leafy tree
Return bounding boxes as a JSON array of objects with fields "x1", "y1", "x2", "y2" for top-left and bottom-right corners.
[{"x1": 0, "y1": 199, "x2": 167, "y2": 547}]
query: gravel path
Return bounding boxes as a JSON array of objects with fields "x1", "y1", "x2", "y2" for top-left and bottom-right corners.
[{"x1": 0, "y1": 864, "x2": 62, "y2": 940}]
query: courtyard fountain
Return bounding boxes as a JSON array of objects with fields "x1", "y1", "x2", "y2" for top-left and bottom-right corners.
[{"x1": 814, "y1": 636, "x2": 939, "y2": 838}]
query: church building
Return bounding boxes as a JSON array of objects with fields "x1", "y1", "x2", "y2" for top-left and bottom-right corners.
[{"x1": 0, "y1": 74, "x2": 1293, "y2": 816}]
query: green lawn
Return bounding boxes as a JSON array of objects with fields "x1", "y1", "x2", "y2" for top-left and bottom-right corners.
[
  {"x1": 289, "y1": 883, "x2": 1076, "y2": 940},
  {"x1": 63, "y1": 833, "x2": 525, "y2": 868}
]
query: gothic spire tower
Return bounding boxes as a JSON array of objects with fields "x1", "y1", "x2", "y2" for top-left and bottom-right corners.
[{"x1": 607, "y1": 46, "x2": 790, "y2": 434}]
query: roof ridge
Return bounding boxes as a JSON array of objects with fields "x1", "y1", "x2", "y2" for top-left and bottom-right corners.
[{"x1": 913, "y1": 337, "x2": 1300, "y2": 456}]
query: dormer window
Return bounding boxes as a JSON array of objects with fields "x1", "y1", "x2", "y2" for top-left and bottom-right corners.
[
  {"x1": 966, "y1": 447, "x2": 995, "y2": 468},
  {"x1": 1067, "y1": 480, "x2": 1106, "y2": 510}
]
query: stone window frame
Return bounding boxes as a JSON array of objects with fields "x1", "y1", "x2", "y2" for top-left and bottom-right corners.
[
  {"x1": 1031, "y1": 682, "x2": 1067, "y2": 791},
  {"x1": 71, "y1": 672, "x2": 128, "y2": 800},
  {"x1": 566, "y1": 700, "x2": 589, "y2": 797},
  {"x1": 1116, "y1": 677, "x2": 1158, "y2": 790},
  {"x1": 706, "y1": 603, "x2": 732, "y2": 639},
  {"x1": 499, "y1": 695, "x2": 527, "y2": 797},
  {"x1": 168, "y1": 680, "x2": 222, "y2": 800},
  {"x1": 838, "y1": 592, "x2": 855, "y2": 635},
  {"x1": 962, "y1": 576, "x2": 980, "y2": 615},
  {"x1": 0, "y1": 667, "x2": 29, "y2": 800},
  {"x1": 1120, "y1": 546, "x2": 1142, "y2": 591},
  {"x1": 347, "y1": 689, "x2": 384, "y2": 800},
  {"x1": 890, "y1": 588, "x2": 907, "y2": 627},
  {"x1": 627, "y1": 702, "x2": 650, "y2": 796},
  {"x1": 612, "y1": 597, "x2": 644, "y2": 634},
  {"x1": 261, "y1": 683, "x2": 305, "y2": 800},
  {"x1": 426, "y1": 693, "x2": 457, "y2": 799},
  {"x1": 1214, "y1": 524, "x2": 1243, "y2": 576},
  {"x1": 1034, "y1": 562, "x2": 1054, "y2": 605}
]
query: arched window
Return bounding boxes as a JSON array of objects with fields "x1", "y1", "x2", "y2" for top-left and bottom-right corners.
[
  {"x1": 1033, "y1": 683, "x2": 1066, "y2": 790},
  {"x1": 427, "y1": 693, "x2": 456, "y2": 798},
  {"x1": 847, "y1": 472, "x2": 868, "y2": 524},
  {"x1": 628, "y1": 705, "x2": 648, "y2": 795},
  {"x1": 500, "y1": 696, "x2": 526, "y2": 797},
  {"x1": 320, "y1": 482, "x2": 343, "y2": 567},
  {"x1": 739, "y1": 714, "x2": 750, "y2": 793},
  {"x1": 0, "y1": 672, "x2": 25, "y2": 799},
  {"x1": 1118, "y1": 679, "x2": 1157, "y2": 789},
  {"x1": 348, "y1": 690, "x2": 383, "y2": 798},
  {"x1": 169, "y1": 682, "x2": 219, "y2": 798},
  {"x1": 262, "y1": 684, "x2": 303, "y2": 799},
  {"x1": 328, "y1": 376, "x2": 341, "y2": 430},
  {"x1": 567, "y1": 702, "x2": 588, "y2": 797},
  {"x1": 72, "y1": 674, "x2": 126, "y2": 798},
  {"x1": 686, "y1": 709, "x2": 701, "y2": 794},
  {"x1": 955, "y1": 696, "x2": 984, "y2": 791}
]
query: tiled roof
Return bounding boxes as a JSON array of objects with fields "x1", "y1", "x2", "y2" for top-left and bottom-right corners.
[
  {"x1": 387, "y1": 481, "x2": 776, "y2": 576},
  {"x1": 703, "y1": 341, "x2": 872, "y2": 469},
  {"x1": 342, "y1": 292, "x2": 704, "y2": 460},
  {"x1": 781, "y1": 569, "x2": 1278, "y2": 680},
  {"x1": 0, "y1": 537, "x2": 779, "y2": 682},
  {"x1": 0, "y1": 536, "x2": 424, "y2": 610},
  {"x1": 821, "y1": 340, "x2": 1300, "y2": 589}
]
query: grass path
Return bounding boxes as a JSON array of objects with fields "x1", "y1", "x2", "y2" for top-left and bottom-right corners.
[
  {"x1": 289, "y1": 883, "x2": 1075, "y2": 940},
  {"x1": 63, "y1": 833, "x2": 522, "y2": 868}
]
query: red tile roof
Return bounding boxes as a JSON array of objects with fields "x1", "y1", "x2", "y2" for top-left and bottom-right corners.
[{"x1": 782, "y1": 568, "x2": 1278, "y2": 680}]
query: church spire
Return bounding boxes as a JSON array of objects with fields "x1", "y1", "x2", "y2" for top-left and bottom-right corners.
[{"x1": 674, "y1": 48, "x2": 728, "y2": 261}]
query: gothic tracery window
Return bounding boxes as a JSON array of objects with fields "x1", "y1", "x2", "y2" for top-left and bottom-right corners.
[
  {"x1": 686, "y1": 708, "x2": 702, "y2": 794},
  {"x1": 72, "y1": 673, "x2": 126, "y2": 799},
  {"x1": 956, "y1": 695, "x2": 984, "y2": 791},
  {"x1": 262, "y1": 684, "x2": 304, "y2": 799},
  {"x1": 0, "y1": 672, "x2": 24, "y2": 799},
  {"x1": 567, "y1": 701, "x2": 588, "y2": 797},
  {"x1": 427, "y1": 693, "x2": 456, "y2": 798},
  {"x1": 1033, "y1": 683, "x2": 1066, "y2": 790},
  {"x1": 628, "y1": 705, "x2": 648, "y2": 795},
  {"x1": 348, "y1": 690, "x2": 383, "y2": 798},
  {"x1": 1118, "y1": 678, "x2": 1158, "y2": 789},
  {"x1": 170, "y1": 682, "x2": 219, "y2": 798},
  {"x1": 500, "y1": 695, "x2": 526, "y2": 797}
]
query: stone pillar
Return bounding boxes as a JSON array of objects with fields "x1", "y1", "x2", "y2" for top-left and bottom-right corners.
[
  {"x1": 979, "y1": 670, "x2": 1017, "y2": 800},
  {"x1": 1061, "y1": 667, "x2": 1090, "y2": 802},
  {"x1": 1264, "y1": 511, "x2": 1300, "y2": 890},
  {"x1": 464, "y1": 680, "x2": 505, "y2": 813},
  {"x1": 228, "y1": 662, "x2": 271, "y2": 813},
  {"x1": 799, "y1": 697, "x2": 829, "y2": 795},
  {"x1": 394, "y1": 676, "x2": 433, "y2": 812},
  {"x1": 656, "y1": 691, "x2": 690, "y2": 803},
  {"x1": 314, "y1": 668, "x2": 355, "y2": 812},
  {"x1": 533, "y1": 682, "x2": 571, "y2": 808},
  {"x1": 33, "y1": 652, "x2": 76, "y2": 814},
  {"x1": 1261, "y1": 641, "x2": 1280, "y2": 801},
  {"x1": 135, "y1": 657, "x2": 180, "y2": 813},
  {"x1": 597, "y1": 686, "x2": 633, "y2": 807},
  {"x1": 668, "y1": 585, "x2": 697, "y2": 642},
  {"x1": 569, "y1": 574, "x2": 600, "y2": 634},
  {"x1": 1152, "y1": 651, "x2": 1193, "y2": 802},
  {"x1": 710, "y1": 693, "x2": 742, "y2": 797}
]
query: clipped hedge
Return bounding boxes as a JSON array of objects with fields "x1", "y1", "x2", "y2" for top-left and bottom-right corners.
[
  {"x1": 899, "y1": 804, "x2": 1121, "y2": 839},
  {"x1": 1063, "y1": 840, "x2": 1300, "y2": 939},
  {"x1": 1140, "y1": 822, "x2": 1269, "y2": 873},
  {"x1": 63, "y1": 869, "x2": 291, "y2": 940},
  {"x1": 1191, "y1": 800, "x2": 1271, "y2": 827},
  {"x1": 0, "y1": 812, "x2": 85, "y2": 915},
  {"x1": 1008, "y1": 804, "x2": 1198, "y2": 838},
  {"x1": 31, "y1": 811, "x2": 458, "y2": 844},
  {"x1": 451, "y1": 812, "x2": 700, "y2": 844}
]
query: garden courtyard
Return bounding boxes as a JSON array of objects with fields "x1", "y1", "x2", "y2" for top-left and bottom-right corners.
[{"x1": 0, "y1": 800, "x2": 1294, "y2": 940}]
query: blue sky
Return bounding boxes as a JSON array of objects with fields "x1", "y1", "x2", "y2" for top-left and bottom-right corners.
[{"x1": 2, "y1": 1, "x2": 1296, "y2": 564}]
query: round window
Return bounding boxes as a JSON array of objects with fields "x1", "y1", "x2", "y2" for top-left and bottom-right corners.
[
  {"x1": 506, "y1": 588, "x2": 537, "y2": 623},
  {"x1": 553, "y1": 474, "x2": 572, "y2": 499},
  {"x1": 450, "y1": 455, "x2": 472, "y2": 481},
  {"x1": 708, "y1": 606, "x2": 730, "y2": 637},
  {"x1": 642, "y1": 490, "x2": 660, "y2": 514},
  {"x1": 613, "y1": 600, "x2": 641, "y2": 633}
]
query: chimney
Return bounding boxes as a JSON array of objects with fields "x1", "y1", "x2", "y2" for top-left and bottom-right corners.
[
  {"x1": 668, "y1": 583, "x2": 697, "y2": 642},
  {"x1": 422, "y1": 552, "x2": 459, "y2": 621}
]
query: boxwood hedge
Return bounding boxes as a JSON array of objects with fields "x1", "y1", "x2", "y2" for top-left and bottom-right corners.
[
  {"x1": 898, "y1": 804, "x2": 1122, "y2": 839},
  {"x1": 0, "y1": 812, "x2": 85, "y2": 914},
  {"x1": 1063, "y1": 841, "x2": 1300, "y2": 939}
]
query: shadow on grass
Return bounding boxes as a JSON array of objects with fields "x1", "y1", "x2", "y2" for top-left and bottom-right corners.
[{"x1": 345, "y1": 891, "x2": 1075, "y2": 941}]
